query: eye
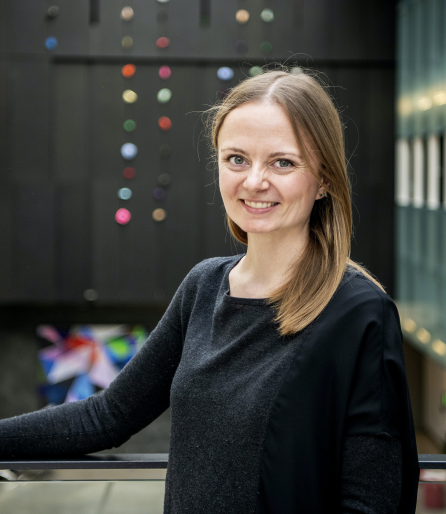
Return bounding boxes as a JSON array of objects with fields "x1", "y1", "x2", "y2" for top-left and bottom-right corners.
[
  {"x1": 229, "y1": 155, "x2": 245, "y2": 165},
  {"x1": 275, "y1": 159, "x2": 293, "y2": 168}
]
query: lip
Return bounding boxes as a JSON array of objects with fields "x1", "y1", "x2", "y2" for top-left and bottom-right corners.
[{"x1": 240, "y1": 199, "x2": 279, "y2": 214}]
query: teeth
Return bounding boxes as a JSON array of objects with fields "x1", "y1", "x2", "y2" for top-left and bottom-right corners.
[{"x1": 244, "y1": 200, "x2": 276, "y2": 209}]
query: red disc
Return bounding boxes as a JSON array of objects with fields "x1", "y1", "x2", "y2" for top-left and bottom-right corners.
[
  {"x1": 156, "y1": 37, "x2": 170, "y2": 49},
  {"x1": 123, "y1": 167, "x2": 136, "y2": 179},
  {"x1": 121, "y1": 64, "x2": 136, "y2": 78},
  {"x1": 158, "y1": 116, "x2": 172, "y2": 131}
]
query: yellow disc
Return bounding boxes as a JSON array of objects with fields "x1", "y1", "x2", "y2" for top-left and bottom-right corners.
[
  {"x1": 121, "y1": 36, "x2": 133, "y2": 49},
  {"x1": 152, "y1": 208, "x2": 167, "y2": 222},
  {"x1": 122, "y1": 89, "x2": 138, "y2": 103},
  {"x1": 235, "y1": 9, "x2": 250, "y2": 24}
]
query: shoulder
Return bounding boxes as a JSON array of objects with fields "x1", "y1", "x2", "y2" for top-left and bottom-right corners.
[
  {"x1": 162, "y1": 255, "x2": 244, "y2": 325},
  {"x1": 181, "y1": 254, "x2": 244, "y2": 293},
  {"x1": 333, "y1": 266, "x2": 399, "y2": 328}
]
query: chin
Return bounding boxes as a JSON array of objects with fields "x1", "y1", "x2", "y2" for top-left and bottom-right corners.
[{"x1": 236, "y1": 221, "x2": 277, "y2": 234}]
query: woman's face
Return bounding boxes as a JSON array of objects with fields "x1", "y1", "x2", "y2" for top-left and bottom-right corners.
[{"x1": 218, "y1": 100, "x2": 324, "y2": 239}]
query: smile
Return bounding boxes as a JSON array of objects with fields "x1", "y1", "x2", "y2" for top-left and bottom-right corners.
[{"x1": 243, "y1": 200, "x2": 278, "y2": 209}]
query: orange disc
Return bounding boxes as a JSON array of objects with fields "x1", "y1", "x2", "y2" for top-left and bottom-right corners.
[
  {"x1": 122, "y1": 64, "x2": 136, "y2": 78},
  {"x1": 158, "y1": 116, "x2": 172, "y2": 131}
]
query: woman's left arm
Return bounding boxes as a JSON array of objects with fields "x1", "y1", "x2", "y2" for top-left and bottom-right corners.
[
  {"x1": 340, "y1": 432, "x2": 403, "y2": 514},
  {"x1": 341, "y1": 280, "x2": 419, "y2": 513}
]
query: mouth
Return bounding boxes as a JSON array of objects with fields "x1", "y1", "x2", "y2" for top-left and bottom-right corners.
[
  {"x1": 240, "y1": 199, "x2": 279, "y2": 214},
  {"x1": 242, "y1": 200, "x2": 279, "y2": 209}
]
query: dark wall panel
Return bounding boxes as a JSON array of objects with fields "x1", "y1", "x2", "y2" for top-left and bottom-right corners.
[
  {"x1": 0, "y1": 185, "x2": 13, "y2": 301},
  {"x1": 92, "y1": 178, "x2": 122, "y2": 302},
  {"x1": 0, "y1": 0, "x2": 396, "y2": 307},
  {"x1": 7, "y1": 62, "x2": 49, "y2": 183},
  {"x1": 5, "y1": 2, "x2": 45, "y2": 54},
  {"x1": 89, "y1": 65, "x2": 125, "y2": 180},
  {"x1": 49, "y1": 0, "x2": 90, "y2": 55},
  {"x1": 331, "y1": 66, "x2": 395, "y2": 291},
  {"x1": 0, "y1": 60, "x2": 7, "y2": 181},
  {"x1": 120, "y1": 175, "x2": 157, "y2": 303},
  {"x1": 13, "y1": 184, "x2": 55, "y2": 301},
  {"x1": 55, "y1": 184, "x2": 90, "y2": 301},
  {"x1": 53, "y1": 64, "x2": 88, "y2": 182},
  {"x1": 363, "y1": 68, "x2": 395, "y2": 290}
]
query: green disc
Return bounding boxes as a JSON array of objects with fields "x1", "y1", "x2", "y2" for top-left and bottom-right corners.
[
  {"x1": 260, "y1": 9, "x2": 274, "y2": 22},
  {"x1": 260, "y1": 41, "x2": 272, "y2": 53},
  {"x1": 157, "y1": 88, "x2": 172, "y2": 104},
  {"x1": 249, "y1": 66, "x2": 262, "y2": 77},
  {"x1": 123, "y1": 119, "x2": 136, "y2": 132}
]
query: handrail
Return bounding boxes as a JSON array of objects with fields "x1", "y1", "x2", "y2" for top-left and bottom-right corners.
[
  {"x1": 0, "y1": 453, "x2": 168, "y2": 470},
  {"x1": 0, "y1": 453, "x2": 445, "y2": 485},
  {"x1": 418, "y1": 455, "x2": 446, "y2": 470},
  {"x1": 0, "y1": 454, "x2": 444, "y2": 470}
]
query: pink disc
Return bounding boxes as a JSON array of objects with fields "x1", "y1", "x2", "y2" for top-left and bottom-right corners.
[
  {"x1": 156, "y1": 37, "x2": 170, "y2": 49},
  {"x1": 159, "y1": 65, "x2": 171, "y2": 80},
  {"x1": 115, "y1": 208, "x2": 131, "y2": 225}
]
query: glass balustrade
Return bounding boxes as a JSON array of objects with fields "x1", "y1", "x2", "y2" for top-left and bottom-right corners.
[
  {"x1": 1, "y1": 454, "x2": 446, "y2": 512},
  {"x1": 0, "y1": 454, "x2": 167, "y2": 514}
]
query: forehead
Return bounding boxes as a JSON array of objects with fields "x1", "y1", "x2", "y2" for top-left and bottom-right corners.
[{"x1": 218, "y1": 101, "x2": 298, "y2": 150}]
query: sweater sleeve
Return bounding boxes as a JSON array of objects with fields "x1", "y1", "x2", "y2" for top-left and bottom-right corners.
[
  {"x1": 340, "y1": 432, "x2": 403, "y2": 514},
  {"x1": 342, "y1": 279, "x2": 419, "y2": 512},
  {"x1": 0, "y1": 269, "x2": 193, "y2": 458}
]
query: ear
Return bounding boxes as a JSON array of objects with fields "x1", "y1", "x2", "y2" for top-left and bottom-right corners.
[{"x1": 315, "y1": 174, "x2": 330, "y2": 201}]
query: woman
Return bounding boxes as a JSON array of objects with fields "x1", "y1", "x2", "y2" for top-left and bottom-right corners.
[{"x1": 0, "y1": 69, "x2": 419, "y2": 513}]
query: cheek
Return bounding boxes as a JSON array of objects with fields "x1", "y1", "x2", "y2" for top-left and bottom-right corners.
[
  {"x1": 219, "y1": 169, "x2": 238, "y2": 201},
  {"x1": 285, "y1": 177, "x2": 318, "y2": 209}
]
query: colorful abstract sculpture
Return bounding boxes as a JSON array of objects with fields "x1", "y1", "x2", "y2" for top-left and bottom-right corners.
[{"x1": 37, "y1": 324, "x2": 150, "y2": 405}]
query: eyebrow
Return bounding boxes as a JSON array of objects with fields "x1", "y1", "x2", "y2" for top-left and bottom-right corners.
[{"x1": 220, "y1": 147, "x2": 302, "y2": 159}]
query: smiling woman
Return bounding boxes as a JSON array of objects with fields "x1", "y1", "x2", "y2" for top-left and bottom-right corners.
[{"x1": 0, "y1": 67, "x2": 419, "y2": 514}]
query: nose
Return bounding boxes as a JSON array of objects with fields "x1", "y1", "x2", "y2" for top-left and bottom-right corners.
[{"x1": 243, "y1": 163, "x2": 269, "y2": 192}]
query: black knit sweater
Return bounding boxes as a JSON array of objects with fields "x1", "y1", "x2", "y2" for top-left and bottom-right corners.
[{"x1": 0, "y1": 256, "x2": 412, "y2": 513}]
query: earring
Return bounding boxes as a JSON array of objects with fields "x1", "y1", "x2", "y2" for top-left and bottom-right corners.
[{"x1": 319, "y1": 193, "x2": 323, "y2": 197}]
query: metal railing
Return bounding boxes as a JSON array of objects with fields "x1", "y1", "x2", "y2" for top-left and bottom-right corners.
[
  {"x1": 0, "y1": 454, "x2": 444, "y2": 479},
  {"x1": 0, "y1": 454, "x2": 168, "y2": 481}
]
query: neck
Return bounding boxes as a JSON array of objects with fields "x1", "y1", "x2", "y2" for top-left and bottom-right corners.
[{"x1": 236, "y1": 225, "x2": 309, "y2": 297}]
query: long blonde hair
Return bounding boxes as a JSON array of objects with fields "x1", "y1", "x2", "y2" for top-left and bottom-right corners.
[{"x1": 205, "y1": 67, "x2": 383, "y2": 336}]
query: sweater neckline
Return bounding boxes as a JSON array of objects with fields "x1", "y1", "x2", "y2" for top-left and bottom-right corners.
[
  {"x1": 221, "y1": 255, "x2": 360, "y2": 308},
  {"x1": 222, "y1": 254, "x2": 270, "y2": 307}
]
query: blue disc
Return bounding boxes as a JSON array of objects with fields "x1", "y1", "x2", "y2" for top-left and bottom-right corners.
[
  {"x1": 217, "y1": 67, "x2": 234, "y2": 81},
  {"x1": 45, "y1": 36, "x2": 58, "y2": 50},
  {"x1": 121, "y1": 143, "x2": 138, "y2": 160},
  {"x1": 118, "y1": 188, "x2": 132, "y2": 200}
]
